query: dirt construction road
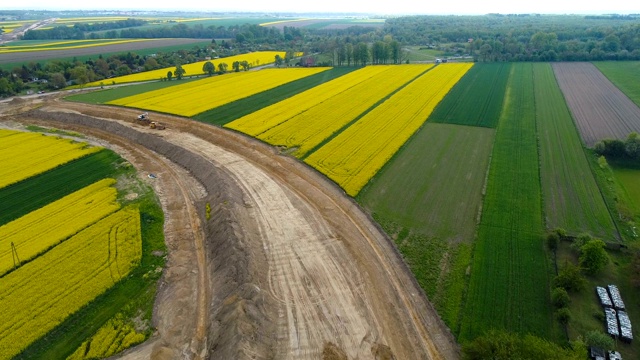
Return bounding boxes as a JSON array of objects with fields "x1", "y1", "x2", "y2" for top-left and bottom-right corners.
[{"x1": 0, "y1": 98, "x2": 459, "y2": 360}]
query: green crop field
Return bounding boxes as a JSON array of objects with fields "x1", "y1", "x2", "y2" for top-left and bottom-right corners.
[
  {"x1": 0, "y1": 150, "x2": 120, "y2": 227},
  {"x1": 429, "y1": 62, "x2": 510, "y2": 128},
  {"x1": 612, "y1": 166, "x2": 640, "y2": 215},
  {"x1": 593, "y1": 61, "x2": 640, "y2": 108},
  {"x1": 194, "y1": 67, "x2": 357, "y2": 126},
  {"x1": 358, "y1": 122, "x2": 495, "y2": 331},
  {"x1": 534, "y1": 63, "x2": 618, "y2": 240},
  {"x1": 66, "y1": 77, "x2": 201, "y2": 104},
  {"x1": 459, "y1": 63, "x2": 553, "y2": 342}
]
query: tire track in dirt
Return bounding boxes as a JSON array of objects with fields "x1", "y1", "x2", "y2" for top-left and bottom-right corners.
[{"x1": 167, "y1": 132, "x2": 379, "y2": 359}]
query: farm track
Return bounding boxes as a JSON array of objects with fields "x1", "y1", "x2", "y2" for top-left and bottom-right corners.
[{"x1": 0, "y1": 97, "x2": 459, "y2": 359}]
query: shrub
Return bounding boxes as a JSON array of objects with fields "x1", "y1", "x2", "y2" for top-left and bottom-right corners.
[
  {"x1": 579, "y1": 239, "x2": 609, "y2": 276},
  {"x1": 551, "y1": 287, "x2": 570, "y2": 308},
  {"x1": 555, "y1": 307, "x2": 571, "y2": 326},
  {"x1": 553, "y1": 262, "x2": 586, "y2": 292},
  {"x1": 584, "y1": 330, "x2": 614, "y2": 350}
]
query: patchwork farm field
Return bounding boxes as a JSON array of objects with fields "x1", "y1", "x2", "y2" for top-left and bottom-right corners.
[
  {"x1": 61, "y1": 59, "x2": 640, "y2": 356},
  {"x1": 429, "y1": 62, "x2": 510, "y2": 128},
  {"x1": 194, "y1": 67, "x2": 357, "y2": 125},
  {"x1": 0, "y1": 129, "x2": 100, "y2": 189},
  {"x1": 460, "y1": 63, "x2": 552, "y2": 342},
  {"x1": 0, "y1": 129, "x2": 164, "y2": 359},
  {"x1": 304, "y1": 63, "x2": 473, "y2": 196},
  {"x1": 359, "y1": 123, "x2": 495, "y2": 330},
  {"x1": 534, "y1": 63, "x2": 617, "y2": 240},
  {"x1": 553, "y1": 62, "x2": 640, "y2": 146},
  {"x1": 108, "y1": 67, "x2": 328, "y2": 116},
  {"x1": 256, "y1": 64, "x2": 432, "y2": 157},
  {"x1": 226, "y1": 65, "x2": 392, "y2": 135}
]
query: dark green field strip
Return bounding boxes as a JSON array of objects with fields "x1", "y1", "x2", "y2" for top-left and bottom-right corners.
[
  {"x1": 193, "y1": 67, "x2": 357, "y2": 126},
  {"x1": 66, "y1": 77, "x2": 201, "y2": 104},
  {"x1": 534, "y1": 63, "x2": 618, "y2": 240},
  {"x1": 0, "y1": 150, "x2": 121, "y2": 227},
  {"x1": 593, "y1": 61, "x2": 640, "y2": 108},
  {"x1": 358, "y1": 122, "x2": 494, "y2": 329},
  {"x1": 429, "y1": 63, "x2": 510, "y2": 128},
  {"x1": 460, "y1": 63, "x2": 552, "y2": 342}
]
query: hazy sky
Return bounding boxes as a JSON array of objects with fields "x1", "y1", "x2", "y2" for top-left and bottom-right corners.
[{"x1": 4, "y1": 0, "x2": 638, "y2": 15}]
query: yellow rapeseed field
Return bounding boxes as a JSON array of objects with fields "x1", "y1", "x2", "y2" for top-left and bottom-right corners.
[
  {"x1": 86, "y1": 51, "x2": 287, "y2": 86},
  {"x1": 226, "y1": 65, "x2": 390, "y2": 135},
  {"x1": 258, "y1": 64, "x2": 433, "y2": 157},
  {"x1": 0, "y1": 206, "x2": 141, "y2": 359},
  {"x1": 0, "y1": 130, "x2": 100, "y2": 189},
  {"x1": 305, "y1": 63, "x2": 474, "y2": 196},
  {"x1": 67, "y1": 315, "x2": 146, "y2": 360},
  {"x1": 108, "y1": 67, "x2": 328, "y2": 117},
  {"x1": 0, "y1": 179, "x2": 119, "y2": 276}
]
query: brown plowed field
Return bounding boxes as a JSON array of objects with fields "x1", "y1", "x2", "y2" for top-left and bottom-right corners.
[
  {"x1": 0, "y1": 96, "x2": 459, "y2": 360},
  {"x1": 0, "y1": 38, "x2": 206, "y2": 64},
  {"x1": 552, "y1": 62, "x2": 640, "y2": 147}
]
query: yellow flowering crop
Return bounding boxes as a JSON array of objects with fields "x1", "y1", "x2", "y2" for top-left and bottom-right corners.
[
  {"x1": 86, "y1": 51, "x2": 287, "y2": 86},
  {"x1": 258, "y1": 65, "x2": 433, "y2": 157},
  {"x1": 0, "y1": 178, "x2": 119, "y2": 276},
  {"x1": 108, "y1": 67, "x2": 328, "y2": 117},
  {"x1": 0, "y1": 206, "x2": 141, "y2": 359},
  {"x1": 0, "y1": 131, "x2": 100, "y2": 189},
  {"x1": 226, "y1": 65, "x2": 390, "y2": 135},
  {"x1": 67, "y1": 315, "x2": 146, "y2": 360},
  {"x1": 305, "y1": 63, "x2": 474, "y2": 196}
]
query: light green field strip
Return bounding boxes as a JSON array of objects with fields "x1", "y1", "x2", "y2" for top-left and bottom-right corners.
[
  {"x1": 593, "y1": 61, "x2": 640, "y2": 108},
  {"x1": 460, "y1": 63, "x2": 552, "y2": 342},
  {"x1": 534, "y1": 63, "x2": 618, "y2": 240},
  {"x1": 358, "y1": 123, "x2": 495, "y2": 331},
  {"x1": 0, "y1": 39, "x2": 158, "y2": 53}
]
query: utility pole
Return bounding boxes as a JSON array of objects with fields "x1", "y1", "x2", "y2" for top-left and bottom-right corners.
[{"x1": 11, "y1": 242, "x2": 20, "y2": 269}]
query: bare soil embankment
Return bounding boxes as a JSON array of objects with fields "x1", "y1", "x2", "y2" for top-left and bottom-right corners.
[{"x1": 2, "y1": 99, "x2": 459, "y2": 360}]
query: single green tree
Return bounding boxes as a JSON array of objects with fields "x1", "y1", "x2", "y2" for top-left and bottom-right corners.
[
  {"x1": 232, "y1": 61, "x2": 241, "y2": 72},
  {"x1": 167, "y1": 70, "x2": 173, "y2": 81},
  {"x1": 240, "y1": 60, "x2": 250, "y2": 71},
  {"x1": 274, "y1": 54, "x2": 284, "y2": 67},
  {"x1": 551, "y1": 287, "x2": 570, "y2": 308},
  {"x1": 553, "y1": 261, "x2": 586, "y2": 292},
  {"x1": 556, "y1": 307, "x2": 571, "y2": 326},
  {"x1": 202, "y1": 61, "x2": 215, "y2": 76},
  {"x1": 547, "y1": 232, "x2": 560, "y2": 252},
  {"x1": 584, "y1": 330, "x2": 614, "y2": 350},
  {"x1": 174, "y1": 64, "x2": 186, "y2": 80},
  {"x1": 579, "y1": 239, "x2": 609, "y2": 275},
  {"x1": 625, "y1": 132, "x2": 640, "y2": 159},
  {"x1": 217, "y1": 62, "x2": 228, "y2": 74}
]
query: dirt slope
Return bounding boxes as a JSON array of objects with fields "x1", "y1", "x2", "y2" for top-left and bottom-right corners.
[{"x1": 1, "y1": 98, "x2": 459, "y2": 360}]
